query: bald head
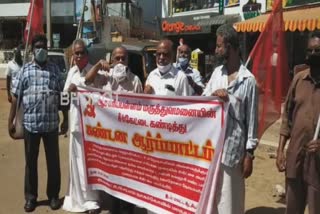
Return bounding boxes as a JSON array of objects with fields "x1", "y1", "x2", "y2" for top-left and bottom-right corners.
[
  {"x1": 111, "y1": 46, "x2": 128, "y2": 65},
  {"x1": 156, "y1": 39, "x2": 174, "y2": 66},
  {"x1": 157, "y1": 39, "x2": 174, "y2": 53},
  {"x1": 72, "y1": 39, "x2": 87, "y2": 52}
]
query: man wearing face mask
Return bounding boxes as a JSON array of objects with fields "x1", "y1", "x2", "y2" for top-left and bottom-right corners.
[
  {"x1": 202, "y1": 24, "x2": 259, "y2": 214},
  {"x1": 175, "y1": 44, "x2": 204, "y2": 95},
  {"x1": 144, "y1": 39, "x2": 190, "y2": 214},
  {"x1": 62, "y1": 39, "x2": 100, "y2": 214},
  {"x1": 6, "y1": 46, "x2": 23, "y2": 103},
  {"x1": 144, "y1": 39, "x2": 189, "y2": 96},
  {"x1": 8, "y1": 34, "x2": 68, "y2": 212},
  {"x1": 85, "y1": 46, "x2": 143, "y2": 94},
  {"x1": 276, "y1": 31, "x2": 320, "y2": 214},
  {"x1": 85, "y1": 46, "x2": 142, "y2": 214}
]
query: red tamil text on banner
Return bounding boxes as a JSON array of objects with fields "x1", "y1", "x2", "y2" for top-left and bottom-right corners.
[{"x1": 78, "y1": 91, "x2": 228, "y2": 214}]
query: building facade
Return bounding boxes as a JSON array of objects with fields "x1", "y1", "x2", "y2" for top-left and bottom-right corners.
[
  {"x1": 160, "y1": 0, "x2": 241, "y2": 77},
  {"x1": 0, "y1": 0, "x2": 77, "y2": 49},
  {"x1": 234, "y1": 0, "x2": 320, "y2": 74},
  {"x1": 0, "y1": 0, "x2": 155, "y2": 49}
]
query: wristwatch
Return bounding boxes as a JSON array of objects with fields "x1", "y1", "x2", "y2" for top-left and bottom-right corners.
[{"x1": 246, "y1": 149, "x2": 255, "y2": 160}]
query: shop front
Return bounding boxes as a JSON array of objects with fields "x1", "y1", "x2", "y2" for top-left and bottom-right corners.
[
  {"x1": 234, "y1": 3, "x2": 320, "y2": 75},
  {"x1": 0, "y1": 2, "x2": 30, "y2": 49},
  {"x1": 161, "y1": 13, "x2": 240, "y2": 79}
]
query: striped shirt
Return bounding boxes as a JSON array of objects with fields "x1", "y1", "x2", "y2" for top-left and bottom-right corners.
[
  {"x1": 203, "y1": 64, "x2": 259, "y2": 167},
  {"x1": 11, "y1": 61, "x2": 65, "y2": 133}
]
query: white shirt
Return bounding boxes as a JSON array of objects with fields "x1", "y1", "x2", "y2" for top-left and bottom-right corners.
[
  {"x1": 102, "y1": 68, "x2": 143, "y2": 93},
  {"x1": 175, "y1": 63, "x2": 204, "y2": 95},
  {"x1": 145, "y1": 65, "x2": 190, "y2": 96},
  {"x1": 64, "y1": 64, "x2": 94, "y2": 132},
  {"x1": 6, "y1": 60, "x2": 21, "y2": 86}
]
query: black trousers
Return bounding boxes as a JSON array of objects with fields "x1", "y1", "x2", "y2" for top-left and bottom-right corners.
[
  {"x1": 24, "y1": 128, "x2": 61, "y2": 201},
  {"x1": 111, "y1": 196, "x2": 135, "y2": 214}
]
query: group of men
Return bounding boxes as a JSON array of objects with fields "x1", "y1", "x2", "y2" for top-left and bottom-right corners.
[{"x1": 6, "y1": 24, "x2": 320, "y2": 214}]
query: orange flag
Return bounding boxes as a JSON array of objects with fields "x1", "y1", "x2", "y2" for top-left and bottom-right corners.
[
  {"x1": 247, "y1": 0, "x2": 289, "y2": 138},
  {"x1": 24, "y1": 0, "x2": 44, "y2": 45}
]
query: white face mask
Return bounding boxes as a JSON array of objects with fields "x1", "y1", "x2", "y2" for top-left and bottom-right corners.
[
  {"x1": 113, "y1": 63, "x2": 128, "y2": 82},
  {"x1": 157, "y1": 63, "x2": 172, "y2": 74}
]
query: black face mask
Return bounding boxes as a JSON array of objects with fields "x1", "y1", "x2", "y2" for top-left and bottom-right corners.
[{"x1": 305, "y1": 54, "x2": 320, "y2": 68}]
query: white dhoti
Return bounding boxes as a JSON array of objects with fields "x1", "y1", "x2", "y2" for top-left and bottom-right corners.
[
  {"x1": 62, "y1": 64, "x2": 100, "y2": 212},
  {"x1": 214, "y1": 163, "x2": 245, "y2": 214},
  {"x1": 62, "y1": 132, "x2": 100, "y2": 212}
]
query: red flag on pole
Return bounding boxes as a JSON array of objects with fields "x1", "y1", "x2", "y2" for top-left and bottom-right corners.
[
  {"x1": 24, "y1": 0, "x2": 44, "y2": 45},
  {"x1": 247, "y1": 0, "x2": 289, "y2": 138}
]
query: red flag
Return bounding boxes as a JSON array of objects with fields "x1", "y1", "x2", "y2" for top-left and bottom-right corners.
[
  {"x1": 24, "y1": 0, "x2": 44, "y2": 45},
  {"x1": 248, "y1": 0, "x2": 289, "y2": 138}
]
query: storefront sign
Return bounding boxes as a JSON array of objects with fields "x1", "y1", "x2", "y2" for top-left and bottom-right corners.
[
  {"x1": 225, "y1": 0, "x2": 240, "y2": 7},
  {"x1": 162, "y1": 20, "x2": 201, "y2": 33},
  {"x1": 161, "y1": 13, "x2": 217, "y2": 35},
  {"x1": 242, "y1": 0, "x2": 262, "y2": 20},
  {"x1": 266, "y1": 0, "x2": 318, "y2": 10},
  {"x1": 219, "y1": 0, "x2": 224, "y2": 14}
]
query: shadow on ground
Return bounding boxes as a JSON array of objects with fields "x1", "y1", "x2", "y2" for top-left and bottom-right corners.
[{"x1": 246, "y1": 207, "x2": 285, "y2": 214}]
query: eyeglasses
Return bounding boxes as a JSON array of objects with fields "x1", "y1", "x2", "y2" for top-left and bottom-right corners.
[
  {"x1": 74, "y1": 51, "x2": 86, "y2": 56},
  {"x1": 306, "y1": 48, "x2": 320, "y2": 54},
  {"x1": 114, "y1": 56, "x2": 126, "y2": 61}
]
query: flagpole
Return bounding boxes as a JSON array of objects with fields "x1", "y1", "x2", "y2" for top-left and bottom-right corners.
[
  {"x1": 313, "y1": 114, "x2": 320, "y2": 141},
  {"x1": 24, "y1": 0, "x2": 36, "y2": 64},
  {"x1": 46, "y1": 0, "x2": 52, "y2": 48},
  {"x1": 244, "y1": 56, "x2": 251, "y2": 68}
]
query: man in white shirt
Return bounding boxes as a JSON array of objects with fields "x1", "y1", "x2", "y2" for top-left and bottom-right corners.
[
  {"x1": 144, "y1": 40, "x2": 190, "y2": 214},
  {"x1": 85, "y1": 46, "x2": 143, "y2": 94},
  {"x1": 175, "y1": 44, "x2": 204, "y2": 95},
  {"x1": 85, "y1": 46, "x2": 143, "y2": 214},
  {"x1": 202, "y1": 24, "x2": 258, "y2": 214},
  {"x1": 62, "y1": 39, "x2": 100, "y2": 214},
  {"x1": 6, "y1": 47, "x2": 22, "y2": 102},
  {"x1": 144, "y1": 39, "x2": 189, "y2": 96}
]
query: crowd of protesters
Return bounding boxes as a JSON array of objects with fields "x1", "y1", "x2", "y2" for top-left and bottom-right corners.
[{"x1": 6, "y1": 25, "x2": 320, "y2": 214}]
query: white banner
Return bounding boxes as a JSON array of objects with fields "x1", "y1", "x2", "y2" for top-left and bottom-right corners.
[{"x1": 78, "y1": 90, "x2": 228, "y2": 213}]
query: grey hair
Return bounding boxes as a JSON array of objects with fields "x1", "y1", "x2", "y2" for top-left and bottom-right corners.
[
  {"x1": 216, "y1": 24, "x2": 239, "y2": 50},
  {"x1": 72, "y1": 39, "x2": 87, "y2": 52},
  {"x1": 111, "y1": 46, "x2": 128, "y2": 58}
]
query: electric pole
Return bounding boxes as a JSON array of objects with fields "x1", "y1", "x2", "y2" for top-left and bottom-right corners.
[{"x1": 46, "y1": 0, "x2": 51, "y2": 48}]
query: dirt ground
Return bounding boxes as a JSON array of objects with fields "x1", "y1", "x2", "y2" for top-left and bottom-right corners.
[{"x1": 0, "y1": 85, "x2": 291, "y2": 214}]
